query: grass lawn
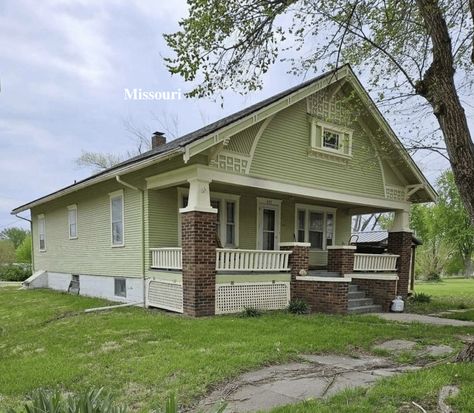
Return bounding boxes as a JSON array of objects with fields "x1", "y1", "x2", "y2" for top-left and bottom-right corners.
[
  {"x1": 408, "y1": 278, "x2": 474, "y2": 320},
  {"x1": 1, "y1": 287, "x2": 474, "y2": 412}
]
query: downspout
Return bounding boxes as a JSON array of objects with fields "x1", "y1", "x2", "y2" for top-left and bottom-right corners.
[
  {"x1": 15, "y1": 214, "x2": 34, "y2": 272},
  {"x1": 115, "y1": 176, "x2": 146, "y2": 308}
]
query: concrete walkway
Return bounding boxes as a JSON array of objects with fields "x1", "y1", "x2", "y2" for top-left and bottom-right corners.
[
  {"x1": 197, "y1": 355, "x2": 418, "y2": 413},
  {"x1": 370, "y1": 312, "x2": 474, "y2": 327},
  {"x1": 0, "y1": 281, "x2": 22, "y2": 288}
]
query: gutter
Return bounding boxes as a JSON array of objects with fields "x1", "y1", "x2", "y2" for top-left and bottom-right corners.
[{"x1": 115, "y1": 176, "x2": 147, "y2": 309}]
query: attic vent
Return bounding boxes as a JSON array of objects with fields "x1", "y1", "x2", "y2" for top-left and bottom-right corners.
[{"x1": 152, "y1": 131, "x2": 166, "y2": 149}]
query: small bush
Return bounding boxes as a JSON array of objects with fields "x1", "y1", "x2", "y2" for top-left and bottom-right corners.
[
  {"x1": 287, "y1": 299, "x2": 309, "y2": 314},
  {"x1": 7, "y1": 388, "x2": 126, "y2": 413},
  {"x1": 0, "y1": 264, "x2": 32, "y2": 281},
  {"x1": 458, "y1": 302, "x2": 468, "y2": 309},
  {"x1": 423, "y1": 272, "x2": 441, "y2": 282},
  {"x1": 240, "y1": 307, "x2": 261, "y2": 317},
  {"x1": 410, "y1": 292, "x2": 432, "y2": 303}
]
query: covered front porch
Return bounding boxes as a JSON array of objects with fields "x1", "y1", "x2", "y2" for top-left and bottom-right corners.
[{"x1": 143, "y1": 165, "x2": 412, "y2": 316}]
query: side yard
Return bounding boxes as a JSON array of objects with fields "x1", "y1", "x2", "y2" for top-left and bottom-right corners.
[
  {"x1": 408, "y1": 278, "x2": 474, "y2": 321},
  {"x1": 0, "y1": 286, "x2": 473, "y2": 412}
]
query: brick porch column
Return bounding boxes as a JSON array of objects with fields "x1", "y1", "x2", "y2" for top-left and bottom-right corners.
[
  {"x1": 180, "y1": 177, "x2": 218, "y2": 317},
  {"x1": 387, "y1": 210, "x2": 412, "y2": 298},
  {"x1": 387, "y1": 232, "x2": 412, "y2": 298},
  {"x1": 327, "y1": 246, "x2": 356, "y2": 275},
  {"x1": 280, "y1": 242, "x2": 310, "y2": 301}
]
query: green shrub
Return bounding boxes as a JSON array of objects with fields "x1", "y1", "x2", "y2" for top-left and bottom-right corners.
[
  {"x1": 0, "y1": 264, "x2": 32, "y2": 281},
  {"x1": 6, "y1": 390, "x2": 225, "y2": 413},
  {"x1": 287, "y1": 299, "x2": 309, "y2": 314},
  {"x1": 16, "y1": 235, "x2": 32, "y2": 264},
  {"x1": 7, "y1": 388, "x2": 126, "y2": 413},
  {"x1": 424, "y1": 272, "x2": 442, "y2": 282},
  {"x1": 410, "y1": 292, "x2": 432, "y2": 303},
  {"x1": 240, "y1": 307, "x2": 261, "y2": 317}
]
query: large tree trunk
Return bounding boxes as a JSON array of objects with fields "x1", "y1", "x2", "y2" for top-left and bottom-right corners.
[
  {"x1": 464, "y1": 256, "x2": 474, "y2": 278},
  {"x1": 416, "y1": 0, "x2": 474, "y2": 226},
  {"x1": 456, "y1": 342, "x2": 474, "y2": 362}
]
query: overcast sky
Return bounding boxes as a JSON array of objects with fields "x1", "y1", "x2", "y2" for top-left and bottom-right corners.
[{"x1": 0, "y1": 0, "x2": 452, "y2": 231}]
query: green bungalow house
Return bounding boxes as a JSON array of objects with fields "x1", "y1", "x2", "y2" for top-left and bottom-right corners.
[{"x1": 12, "y1": 65, "x2": 436, "y2": 316}]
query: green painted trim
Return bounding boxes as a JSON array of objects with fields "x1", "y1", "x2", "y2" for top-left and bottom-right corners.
[{"x1": 216, "y1": 273, "x2": 291, "y2": 283}]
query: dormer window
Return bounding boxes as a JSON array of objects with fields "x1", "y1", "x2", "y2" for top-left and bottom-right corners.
[
  {"x1": 322, "y1": 129, "x2": 340, "y2": 150},
  {"x1": 307, "y1": 116, "x2": 353, "y2": 161}
]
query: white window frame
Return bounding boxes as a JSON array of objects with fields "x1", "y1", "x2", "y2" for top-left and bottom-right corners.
[
  {"x1": 308, "y1": 117, "x2": 353, "y2": 158},
  {"x1": 256, "y1": 197, "x2": 282, "y2": 250},
  {"x1": 177, "y1": 188, "x2": 240, "y2": 248},
  {"x1": 67, "y1": 204, "x2": 78, "y2": 240},
  {"x1": 38, "y1": 214, "x2": 46, "y2": 252},
  {"x1": 109, "y1": 189, "x2": 125, "y2": 247},
  {"x1": 294, "y1": 203, "x2": 336, "y2": 251}
]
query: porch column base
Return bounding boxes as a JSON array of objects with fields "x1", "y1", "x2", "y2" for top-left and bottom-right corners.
[
  {"x1": 181, "y1": 210, "x2": 217, "y2": 317},
  {"x1": 387, "y1": 231, "x2": 412, "y2": 298},
  {"x1": 280, "y1": 242, "x2": 310, "y2": 301},
  {"x1": 327, "y1": 246, "x2": 356, "y2": 275}
]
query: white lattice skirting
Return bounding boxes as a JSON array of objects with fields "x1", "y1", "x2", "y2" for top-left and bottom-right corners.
[
  {"x1": 147, "y1": 279, "x2": 183, "y2": 313},
  {"x1": 215, "y1": 282, "x2": 290, "y2": 314}
]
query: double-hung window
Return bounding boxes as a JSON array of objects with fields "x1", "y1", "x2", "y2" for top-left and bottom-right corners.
[
  {"x1": 179, "y1": 190, "x2": 239, "y2": 248},
  {"x1": 38, "y1": 214, "x2": 46, "y2": 251},
  {"x1": 295, "y1": 205, "x2": 335, "y2": 250},
  {"x1": 68, "y1": 205, "x2": 78, "y2": 239},
  {"x1": 110, "y1": 190, "x2": 124, "y2": 246}
]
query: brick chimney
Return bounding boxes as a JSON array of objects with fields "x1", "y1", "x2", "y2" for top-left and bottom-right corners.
[{"x1": 151, "y1": 131, "x2": 166, "y2": 149}]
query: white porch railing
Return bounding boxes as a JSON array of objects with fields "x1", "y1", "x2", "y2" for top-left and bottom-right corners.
[
  {"x1": 216, "y1": 248, "x2": 291, "y2": 272},
  {"x1": 353, "y1": 253, "x2": 399, "y2": 272},
  {"x1": 150, "y1": 248, "x2": 182, "y2": 270}
]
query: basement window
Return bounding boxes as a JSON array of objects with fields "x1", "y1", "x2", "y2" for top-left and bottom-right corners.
[{"x1": 114, "y1": 278, "x2": 126, "y2": 297}]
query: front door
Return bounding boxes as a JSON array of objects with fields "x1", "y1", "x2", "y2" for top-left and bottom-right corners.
[{"x1": 257, "y1": 198, "x2": 281, "y2": 250}]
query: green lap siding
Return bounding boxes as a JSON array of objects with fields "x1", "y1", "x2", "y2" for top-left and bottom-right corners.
[
  {"x1": 32, "y1": 180, "x2": 142, "y2": 277},
  {"x1": 249, "y1": 100, "x2": 386, "y2": 198}
]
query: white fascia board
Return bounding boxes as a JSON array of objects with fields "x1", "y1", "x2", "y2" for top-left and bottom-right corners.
[
  {"x1": 183, "y1": 67, "x2": 350, "y2": 162},
  {"x1": 146, "y1": 164, "x2": 411, "y2": 210}
]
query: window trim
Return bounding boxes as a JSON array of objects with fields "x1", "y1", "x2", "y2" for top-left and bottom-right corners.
[
  {"x1": 308, "y1": 117, "x2": 353, "y2": 159},
  {"x1": 109, "y1": 189, "x2": 125, "y2": 247},
  {"x1": 38, "y1": 214, "x2": 46, "y2": 252},
  {"x1": 177, "y1": 188, "x2": 240, "y2": 248},
  {"x1": 67, "y1": 204, "x2": 78, "y2": 240},
  {"x1": 294, "y1": 203, "x2": 336, "y2": 251}
]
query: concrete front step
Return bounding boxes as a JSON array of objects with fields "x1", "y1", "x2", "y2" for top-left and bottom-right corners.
[
  {"x1": 348, "y1": 284, "x2": 359, "y2": 293},
  {"x1": 307, "y1": 270, "x2": 341, "y2": 278},
  {"x1": 348, "y1": 298, "x2": 374, "y2": 308},
  {"x1": 348, "y1": 291, "x2": 366, "y2": 300},
  {"x1": 348, "y1": 304, "x2": 383, "y2": 314}
]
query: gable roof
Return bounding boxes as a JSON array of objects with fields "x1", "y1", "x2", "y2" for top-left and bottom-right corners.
[{"x1": 11, "y1": 65, "x2": 436, "y2": 214}]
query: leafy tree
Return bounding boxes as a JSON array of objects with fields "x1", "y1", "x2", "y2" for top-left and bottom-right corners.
[
  {"x1": 15, "y1": 234, "x2": 32, "y2": 264},
  {"x1": 410, "y1": 203, "x2": 450, "y2": 279},
  {"x1": 0, "y1": 240, "x2": 15, "y2": 265},
  {"x1": 164, "y1": 0, "x2": 474, "y2": 224},
  {"x1": 0, "y1": 227, "x2": 29, "y2": 249},
  {"x1": 436, "y1": 170, "x2": 474, "y2": 276}
]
